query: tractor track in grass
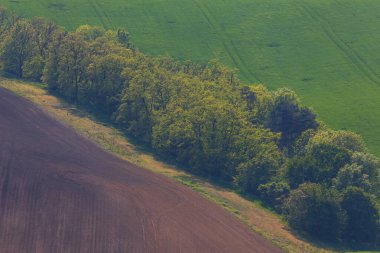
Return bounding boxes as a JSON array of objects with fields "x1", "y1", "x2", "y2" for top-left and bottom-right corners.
[
  {"x1": 299, "y1": 1, "x2": 380, "y2": 85},
  {"x1": 88, "y1": 0, "x2": 113, "y2": 29},
  {"x1": 0, "y1": 88, "x2": 281, "y2": 253},
  {"x1": 191, "y1": 0, "x2": 261, "y2": 83}
]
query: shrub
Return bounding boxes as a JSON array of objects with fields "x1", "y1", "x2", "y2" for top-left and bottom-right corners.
[
  {"x1": 258, "y1": 181, "x2": 290, "y2": 208},
  {"x1": 341, "y1": 187, "x2": 379, "y2": 247},
  {"x1": 284, "y1": 183, "x2": 345, "y2": 242}
]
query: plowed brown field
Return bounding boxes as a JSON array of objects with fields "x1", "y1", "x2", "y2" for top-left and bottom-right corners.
[{"x1": 0, "y1": 88, "x2": 282, "y2": 253}]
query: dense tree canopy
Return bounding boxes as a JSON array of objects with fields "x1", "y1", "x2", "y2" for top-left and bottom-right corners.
[
  {"x1": 341, "y1": 187, "x2": 379, "y2": 246},
  {"x1": 284, "y1": 183, "x2": 344, "y2": 242},
  {"x1": 0, "y1": 12, "x2": 379, "y2": 249}
]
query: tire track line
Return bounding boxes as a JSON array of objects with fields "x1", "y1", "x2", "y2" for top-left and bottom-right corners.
[
  {"x1": 200, "y1": 2, "x2": 257, "y2": 81},
  {"x1": 299, "y1": 1, "x2": 380, "y2": 85},
  {"x1": 87, "y1": 0, "x2": 113, "y2": 30},
  {"x1": 92, "y1": 0, "x2": 114, "y2": 29},
  {"x1": 192, "y1": 0, "x2": 261, "y2": 83}
]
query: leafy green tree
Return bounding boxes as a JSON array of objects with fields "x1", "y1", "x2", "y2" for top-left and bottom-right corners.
[
  {"x1": 188, "y1": 96, "x2": 246, "y2": 177},
  {"x1": 284, "y1": 183, "x2": 345, "y2": 242},
  {"x1": 75, "y1": 25, "x2": 105, "y2": 41},
  {"x1": 258, "y1": 181, "x2": 290, "y2": 207},
  {"x1": 0, "y1": 20, "x2": 36, "y2": 77},
  {"x1": 153, "y1": 86, "x2": 247, "y2": 178},
  {"x1": 200, "y1": 60, "x2": 240, "y2": 88},
  {"x1": 286, "y1": 142, "x2": 351, "y2": 188},
  {"x1": 30, "y1": 18, "x2": 60, "y2": 58},
  {"x1": 333, "y1": 163, "x2": 371, "y2": 191},
  {"x1": 117, "y1": 68, "x2": 173, "y2": 142},
  {"x1": 42, "y1": 31, "x2": 67, "y2": 90},
  {"x1": 309, "y1": 142, "x2": 351, "y2": 184},
  {"x1": 85, "y1": 54, "x2": 129, "y2": 113},
  {"x1": 152, "y1": 106, "x2": 196, "y2": 163},
  {"x1": 240, "y1": 86, "x2": 256, "y2": 112},
  {"x1": 308, "y1": 130, "x2": 366, "y2": 153},
  {"x1": 285, "y1": 155, "x2": 319, "y2": 188},
  {"x1": 352, "y1": 152, "x2": 380, "y2": 179},
  {"x1": 233, "y1": 127, "x2": 281, "y2": 192},
  {"x1": 241, "y1": 84, "x2": 274, "y2": 125},
  {"x1": 116, "y1": 28, "x2": 134, "y2": 48},
  {"x1": 267, "y1": 88, "x2": 319, "y2": 149},
  {"x1": 55, "y1": 34, "x2": 89, "y2": 101},
  {"x1": 292, "y1": 129, "x2": 316, "y2": 156},
  {"x1": 351, "y1": 152, "x2": 380, "y2": 196},
  {"x1": 341, "y1": 187, "x2": 379, "y2": 246},
  {"x1": 21, "y1": 18, "x2": 61, "y2": 81},
  {"x1": 22, "y1": 55, "x2": 44, "y2": 81},
  {"x1": 234, "y1": 154, "x2": 280, "y2": 193}
]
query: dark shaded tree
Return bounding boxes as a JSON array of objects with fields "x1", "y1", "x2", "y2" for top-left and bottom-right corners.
[
  {"x1": 309, "y1": 143, "x2": 351, "y2": 184},
  {"x1": 258, "y1": 181, "x2": 290, "y2": 207},
  {"x1": 267, "y1": 88, "x2": 318, "y2": 149},
  {"x1": 285, "y1": 155, "x2": 319, "y2": 188},
  {"x1": 284, "y1": 183, "x2": 345, "y2": 242},
  {"x1": 341, "y1": 187, "x2": 379, "y2": 246}
]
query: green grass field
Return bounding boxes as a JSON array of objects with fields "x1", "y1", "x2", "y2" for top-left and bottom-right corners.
[{"x1": 1, "y1": 0, "x2": 380, "y2": 155}]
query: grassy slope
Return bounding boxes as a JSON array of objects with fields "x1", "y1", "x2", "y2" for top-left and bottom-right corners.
[
  {"x1": 0, "y1": 79, "x2": 335, "y2": 253},
  {"x1": 1, "y1": 0, "x2": 380, "y2": 156}
]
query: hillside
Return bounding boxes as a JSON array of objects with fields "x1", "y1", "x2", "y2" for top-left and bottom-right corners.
[
  {"x1": 0, "y1": 0, "x2": 380, "y2": 155},
  {"x1": 1, "y1": 6, "x2": 380, "y2": 251}
]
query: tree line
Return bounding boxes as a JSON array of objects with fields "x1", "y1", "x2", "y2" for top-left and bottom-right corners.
[{"x1": 0, "y1": 9, "x2": 379, "y2": 249}]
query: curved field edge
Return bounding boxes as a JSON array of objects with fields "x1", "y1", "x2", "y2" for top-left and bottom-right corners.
[{"x1": 0, "y1": 79, "x2": 335, "y2": 253}]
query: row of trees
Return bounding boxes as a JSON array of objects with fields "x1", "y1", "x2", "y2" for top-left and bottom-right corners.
[{"x1": 1, "y1": 10, "x2": 379, "y2": 249}]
